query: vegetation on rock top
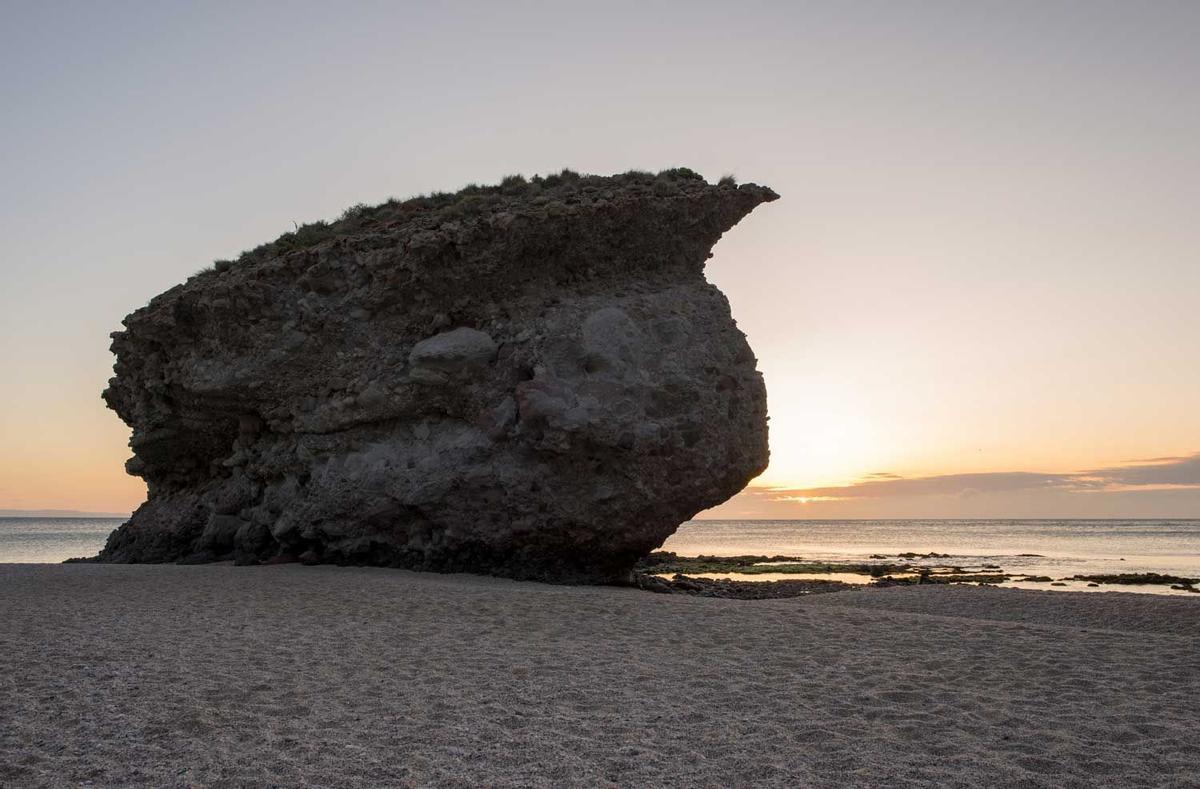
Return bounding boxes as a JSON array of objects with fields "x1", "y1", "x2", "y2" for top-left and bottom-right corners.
[{"x1": 202, "y1": 167, "x2": 747, "y2": 275}]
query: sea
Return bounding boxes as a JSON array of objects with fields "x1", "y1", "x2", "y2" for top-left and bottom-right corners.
[
  {"x1": 663, "y1": 519, "x2": 1200, "y2": 596},
  {"x1": 3, "y1": 517, "x2": 1198, "y2": 596}
]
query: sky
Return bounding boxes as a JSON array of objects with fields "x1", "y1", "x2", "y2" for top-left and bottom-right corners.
[{"x1": 1, "y1": 1, "x2": 1197, "y2": 518}]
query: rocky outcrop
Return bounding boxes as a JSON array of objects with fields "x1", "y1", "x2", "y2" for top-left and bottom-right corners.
[{"x1": 97, "y1": 169, "x2": 776, "y2": 582}]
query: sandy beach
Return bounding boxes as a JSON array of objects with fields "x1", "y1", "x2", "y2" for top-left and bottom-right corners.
[{"x1": 1, "y1": 564, "x2": 1197, "y2": 788}]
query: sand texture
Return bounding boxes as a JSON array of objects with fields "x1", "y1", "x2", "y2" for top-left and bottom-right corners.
[{"x1": 1, "y1": 564, "x2": 1198, "y2": 788}]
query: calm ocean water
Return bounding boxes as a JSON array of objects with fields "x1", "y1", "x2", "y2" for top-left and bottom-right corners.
[
  {"x1": 0, "y1": 518, "x2": 124, "y2": 563},
  {"x1": 663, "y1": 519, "x2": 1200, "y2": 595},
  {"x1": 3, "y1": 517, "x2": 1199, "y2": 594}
]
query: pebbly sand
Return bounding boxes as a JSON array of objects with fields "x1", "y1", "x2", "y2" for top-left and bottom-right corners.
[{"x1": 1, "y1": 564, "x2": 1197, "y2": 788}]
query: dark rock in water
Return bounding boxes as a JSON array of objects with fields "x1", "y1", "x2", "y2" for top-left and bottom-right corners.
[
  {"x1": 1070, "y1": 572, "x2": 1199, "y2": 586},
  {"x1": 96, "y1": 169, "x2": 777, "y2": 582},
  {"x1": 633, "y1": 573, "x2": 851, "y2": 599}
]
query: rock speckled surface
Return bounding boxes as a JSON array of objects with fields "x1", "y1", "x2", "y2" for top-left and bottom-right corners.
[{"x1": 97, "y1": 169, "x2": 776, "y2": 581}]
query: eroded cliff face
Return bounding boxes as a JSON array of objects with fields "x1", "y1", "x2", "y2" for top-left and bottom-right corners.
[{"x1": 98, "y1": 169, "x2": 776, "y2": 582}]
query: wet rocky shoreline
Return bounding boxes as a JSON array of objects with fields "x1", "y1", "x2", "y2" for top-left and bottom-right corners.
[{"x1": 632, "y1": 551, "x2": 1200, "y2": 599}]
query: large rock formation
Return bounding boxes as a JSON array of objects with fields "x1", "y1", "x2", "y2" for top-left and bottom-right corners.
[{"x1": 98, "y1": 169, "x2": 776, "y2": 582}]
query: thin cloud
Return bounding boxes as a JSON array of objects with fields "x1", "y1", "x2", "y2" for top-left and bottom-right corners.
[
  {"x1": 1085, "y1": 454, "x2": 1200, "y2": 487},
  {"x1": 756, "y1": 452, "x2": 1200, "y2": 501}
]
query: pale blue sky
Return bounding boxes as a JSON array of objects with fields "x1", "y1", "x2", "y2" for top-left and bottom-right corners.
[{"x1": 2, "y1": 1, "x2": 1198, "y2": 516}]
